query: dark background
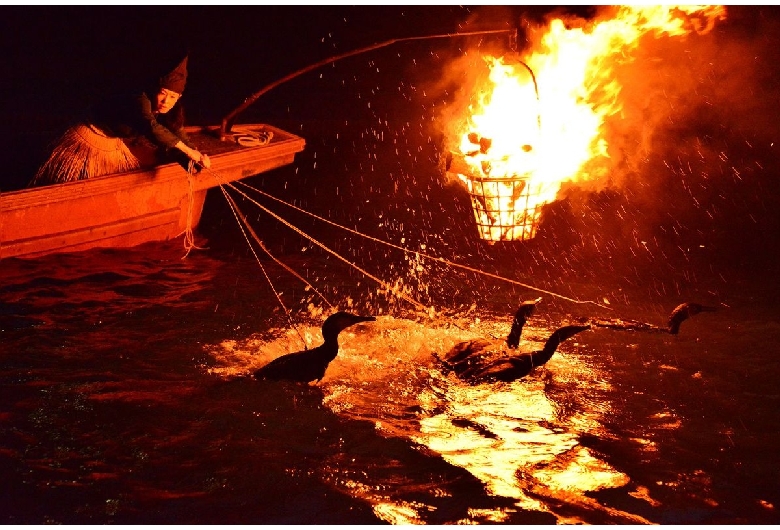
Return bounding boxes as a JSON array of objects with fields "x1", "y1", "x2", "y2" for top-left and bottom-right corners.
[{"x1": 1, "y1": 6, "x2": 779, "y2": 293}]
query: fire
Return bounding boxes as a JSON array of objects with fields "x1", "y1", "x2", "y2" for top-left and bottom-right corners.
[{"x1": 445, "y1": 5, "x2": 727, "y2": 242}]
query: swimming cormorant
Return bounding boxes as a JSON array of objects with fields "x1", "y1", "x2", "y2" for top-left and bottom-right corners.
[
  {"x1": 437, "y1": 298, "x2": 541, "y2": 374},
  {"x1": 667, "y1": 302, "x2": 718, "y2": 334},
  {"x1": 254, "y1": 311, "x2": 376, "y2": 384},
  {"x1": 435, "y1": 299, "x2": 589, "y2": 383},
  {"x1": 456, "y1": 324, "x2": 591, "y2": 384},
  {"x1": 589, "y1": 302, "x2": 718, "y2": 334}
]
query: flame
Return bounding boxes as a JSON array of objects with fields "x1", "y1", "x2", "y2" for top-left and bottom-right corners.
[{"x1": 445, "y1": 5, "x2": 727, "y2": 241}]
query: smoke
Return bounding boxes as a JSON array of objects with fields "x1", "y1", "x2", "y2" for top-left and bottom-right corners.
[
  {"x1": 589, "y1": 6, "x2": 775, "y2": 186},
  {"x1": 426, "y1": 6, "x2": 780, "y2": 275},
  {"x1": 564, "y1": 6, "x2": 780, "y2": 273}
]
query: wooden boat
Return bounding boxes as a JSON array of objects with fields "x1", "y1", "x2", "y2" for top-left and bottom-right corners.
[{"x1": 0, "y1": 123, "x2": 305, "y2": 260}]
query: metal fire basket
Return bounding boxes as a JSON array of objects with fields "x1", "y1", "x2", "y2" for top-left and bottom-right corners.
[
  {"x1": 465, "y1": 174, "x2": 547, "y2": 242},
  {"x1": 445, "y1": 149, "x2": 548, "y2": 242}
]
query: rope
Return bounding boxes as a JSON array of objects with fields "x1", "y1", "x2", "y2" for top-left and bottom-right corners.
[
  {"x1": 218, "y1": 185, "x2": 308, "y2": 347},
  {"x1": 201, "y1": 165, "x2": 610, "y2": 341},
  {"x1": 233, "y1": 180, "x2": 610, "y2": 310},
  {"x1": 224, "y1": 181, "x2": 433, "y2": 315},
  {"x1": 201, "y1": 167, "x2": 475, "y2": 335},
  {"x1": 179, "y1": 162, "x2": 207, "y2": 259},
  {"x1": 220, "y1": 179, "x2": 495, "y2": 337},
  {"x1": 222, "y1": 189, "x2": 334, "y2": 310}
]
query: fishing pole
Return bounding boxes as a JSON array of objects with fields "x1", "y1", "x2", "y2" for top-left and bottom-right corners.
[{"x1": 220, "y1": 28, "x2": 525, "y2": 139}]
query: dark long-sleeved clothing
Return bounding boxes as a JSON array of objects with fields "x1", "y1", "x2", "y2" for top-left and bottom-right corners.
[
  {"x1": 88, "y1": 91, "x2": 195, "y2": 151},
  {"x1": 30, "y1": 90, "x2": 196, "y2": 186}
]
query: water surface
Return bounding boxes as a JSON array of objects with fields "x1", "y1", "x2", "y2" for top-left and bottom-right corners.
[{"x1": 1, "y1": 238, "x2": 778, "y2": 524}]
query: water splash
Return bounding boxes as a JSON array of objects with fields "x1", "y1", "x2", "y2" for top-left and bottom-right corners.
[{"x1": 204, "y1": 312, "x2": 642, "y2": 523}]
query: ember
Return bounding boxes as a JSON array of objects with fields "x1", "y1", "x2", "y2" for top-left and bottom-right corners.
[{"x1": 443, "y1": 5, "x2": 727, "y2": 242}]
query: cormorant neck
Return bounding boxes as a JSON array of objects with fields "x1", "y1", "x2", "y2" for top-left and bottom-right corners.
[{"x1": 322, "y1": 333, "x2": 340, "y2": 346}]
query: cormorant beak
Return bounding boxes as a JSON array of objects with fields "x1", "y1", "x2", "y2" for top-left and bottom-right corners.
[{"x1": 521, "y1": 297, "x2": 543, "y2": 306}]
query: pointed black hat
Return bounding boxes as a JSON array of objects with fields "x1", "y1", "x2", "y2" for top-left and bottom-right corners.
[{"x1": 160, "y1": 55, "x2": 188, "y2": 94}]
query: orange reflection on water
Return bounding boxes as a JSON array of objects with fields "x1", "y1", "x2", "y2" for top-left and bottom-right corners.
[
  {"x1": 204, "y1": 314, "x2": 658, "y2": 523},
  {"x1": 413, "y1": 381, "x2": 631, "y2": 520}
]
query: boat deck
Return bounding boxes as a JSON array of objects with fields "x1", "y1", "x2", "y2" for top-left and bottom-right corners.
[{"x1": 187, "y1": 125, "x2": 282, "y2": 155}]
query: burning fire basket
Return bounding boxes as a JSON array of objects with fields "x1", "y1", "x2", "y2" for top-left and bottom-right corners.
[
  {"x1": 446, "y1": 151, "x2": 550, "y2": 242},
  {"x1": 463, "y1": 173, "x2": 547, "y2": 242},
  {"x1": 443, "y1": 50, "x2": 550, "y2": 243}
]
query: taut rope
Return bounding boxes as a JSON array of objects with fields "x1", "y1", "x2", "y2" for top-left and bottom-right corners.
[
  {"x1": 222, "y1": 190, "x2": 334, "y2": 309},
  {"x1": 199, "y1": 165, "x2": 614, "y2": 341},
  {"x1": 223, "y1": 181, "x2": 433, "y2": 315},
  {"x1": 218, "y1": 184, "x2": 308, "y2": 347},
  {"x1": 232, "y1": 180, "x2": 611, "y2": 310}
]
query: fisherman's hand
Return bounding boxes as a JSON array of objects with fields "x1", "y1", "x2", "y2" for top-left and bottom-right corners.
[{"x1": 189, "y1": 150, "x2": 211, "y2": 170}]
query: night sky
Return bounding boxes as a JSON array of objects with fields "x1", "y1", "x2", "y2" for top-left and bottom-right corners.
[
  {"x1": 0, "y1": 5, "x2": 581, "y2": 186},
  {"x1": 2, "y1": 5, "x2": 779, "y2": 276}
]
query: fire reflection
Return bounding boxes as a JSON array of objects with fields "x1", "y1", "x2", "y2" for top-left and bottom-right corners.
[
  {"x1": 413, "y1": 381, "x2": 635, "y2": 521},
  {"x1": 205, "y1": 315, "x2": 651, "y2": 523}
]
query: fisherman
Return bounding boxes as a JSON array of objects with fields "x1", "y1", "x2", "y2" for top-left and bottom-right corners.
[{"x1": 30, "y1": 55, "x2": 211, "y2": 187}]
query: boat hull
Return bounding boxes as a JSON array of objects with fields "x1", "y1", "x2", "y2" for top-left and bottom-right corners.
[{"x1": 0, "y1": 124, "x2": 305, "y2": 259}]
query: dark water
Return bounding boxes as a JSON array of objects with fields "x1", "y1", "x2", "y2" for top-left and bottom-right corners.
[
  {"x1": 2, "y1": 5, "x2": 780, "y2": 525},
  {"x1": 1, "y1": 230, "x2": 779, "y2": 524}
]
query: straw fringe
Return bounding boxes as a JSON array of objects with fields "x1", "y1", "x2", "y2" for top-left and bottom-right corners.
[{"x1": 30, "y1": 124, "x2": 140, "y2": 186}]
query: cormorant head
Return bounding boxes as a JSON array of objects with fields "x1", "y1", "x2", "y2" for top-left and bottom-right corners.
[
  {"x1": 517, "y1": 297, "x2": 542, "y2": 318},
  {"x1": 321, "y1": 311, "x2": 376, "y2": 338},
  {"x1": 667, "y1": 303, "x2": 718, "y2": 334}
]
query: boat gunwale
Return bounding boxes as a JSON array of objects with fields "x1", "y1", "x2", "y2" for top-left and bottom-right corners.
[
  {"x1": 0, "y1": 123, "x2": 305, "y2": 259},
  {"x1": 0, "y1": 123, "x2": 305, "y2": 210}
]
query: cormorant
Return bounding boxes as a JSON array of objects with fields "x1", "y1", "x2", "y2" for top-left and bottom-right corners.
[
  {"x1": 589, "y1": 302, "x2": 718, "y2": 334},
  {"x1": 456, "y1": 324, "x2": 591, "y2": 384},
  {"x1": 438, "y1": 298, "x2": 541, "y2": 374},
  {"x1": 667, "y1": 302, "x2": 718, "y2": 335},
  {"x1": 435, "y1": 299, "x2": 589, "y2": 383},
  {"x1": 254, "y1": 311, "x2": 376, "y2": 384}
]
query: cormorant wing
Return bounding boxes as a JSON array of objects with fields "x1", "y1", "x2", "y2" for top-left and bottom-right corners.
[
  {"x1": 254, "y1": 348, "x2": 320, "y2": 382},
  {"x1": 463, "y1": 356, "x2": 533, "y2": 383}
]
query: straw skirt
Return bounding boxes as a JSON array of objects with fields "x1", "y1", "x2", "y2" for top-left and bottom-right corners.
[{"x1": 30, "y1": 124, "x2": 141, "y2": 186}]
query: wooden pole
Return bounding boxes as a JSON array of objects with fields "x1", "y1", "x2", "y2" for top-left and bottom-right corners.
[{"x1": 220, "y1": 29, "x2": 516, "y2": 140}]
